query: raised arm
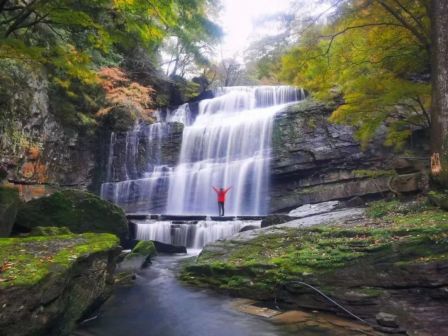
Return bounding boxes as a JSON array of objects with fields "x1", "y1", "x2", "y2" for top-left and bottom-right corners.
[
  {"x1": 212, "y1": 186, "x2": 218, "y2": 193},
  {"x1": 224, "y1": 187, "x2": 232, "y2": 193}
]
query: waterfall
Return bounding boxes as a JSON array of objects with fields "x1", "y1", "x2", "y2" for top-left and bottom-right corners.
[
  {"x1": 166, "y1": 86, "x2": 304, "y2": 216},
  {"x1": 100, "y1": 122, "x2": 175, "y2": 213},
  {"x1": 134, "y1": 220, "x2": 261, "y2": 249},
  {"x1": 100, "y1": 85, "x2": 305, "y2": 215}
]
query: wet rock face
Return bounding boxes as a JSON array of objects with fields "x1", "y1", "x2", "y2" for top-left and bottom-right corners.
[
  {"x1": 270, "y1": 101, "x2": 428, "y2": 212},
  {"x1": 0, "y1": 187, "x2": 20, "y2": 237},
  {"x1": 0, "y1": 72, "x2": 95, "y2": 197}
]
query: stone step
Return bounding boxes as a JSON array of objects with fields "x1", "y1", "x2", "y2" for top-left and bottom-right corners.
[{"x1": 126, "y1": 214, "x2": 266, "y2": 222}]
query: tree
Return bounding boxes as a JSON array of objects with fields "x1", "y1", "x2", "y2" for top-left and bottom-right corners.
[
  {"x1": 273, "y1": 0, "x2": 431, "y2": 148},
  {"x1": 430, "y1": 0, "x2": 448, "y2": 183}
]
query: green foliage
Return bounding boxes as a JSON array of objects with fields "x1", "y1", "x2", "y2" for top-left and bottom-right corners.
[
  {"x1": 272, "y1": 0, "x2": 431, "y2": 148},
  {"x1": 0, "y1": 0, "x2": 221, "y2": 133}
]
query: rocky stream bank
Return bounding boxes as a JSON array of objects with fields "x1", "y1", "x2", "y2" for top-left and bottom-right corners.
[{"x1": 181, "y1": 200, "x2": 448, "y2": 336}]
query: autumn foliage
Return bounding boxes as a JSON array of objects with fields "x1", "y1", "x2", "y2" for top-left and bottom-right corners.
[{"x1": 97, "y1": 67, "x2": 155, "y2": 123}]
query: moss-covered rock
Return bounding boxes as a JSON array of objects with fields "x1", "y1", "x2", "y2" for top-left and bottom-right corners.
[
  {"x1": 0, "y1": 233, "x2": 120, "y2": 336},
  {"x1": 15, "y1": 189, "x2": 128, "y2": 241},
  {"x1": 130, "y1": 240, "x2": 156, "y2": 257},
  {"x1": 181, "y1": 207, "x2": 448, "y2": 335},
  {"x1": 124, "y1": 240, "x2": 157, "y2": 268},
  {"x1": 0, "y1": 186, "x2": 20, "y2": 237}
]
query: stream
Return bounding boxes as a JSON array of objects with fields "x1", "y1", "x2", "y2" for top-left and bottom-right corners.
[{"x1": 73, "y1": 253, "x2": 298, "y2": 336}]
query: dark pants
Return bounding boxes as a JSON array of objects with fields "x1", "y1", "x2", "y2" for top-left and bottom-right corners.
[{"x1": 218, "y1": 202, "x2": 225, "y2": 216}]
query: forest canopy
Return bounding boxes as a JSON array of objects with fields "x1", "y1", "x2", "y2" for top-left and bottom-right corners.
[
  {"x1": 0, "y1": 0, "x2": 222, "y2": 134},
  {"x1": 251, "y1": 0, "x2": 431, "y2": 148}
]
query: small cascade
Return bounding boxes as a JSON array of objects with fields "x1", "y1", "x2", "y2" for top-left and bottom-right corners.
[{"x1": 135, "y1": 220, "x2": 261, "y2": 249}]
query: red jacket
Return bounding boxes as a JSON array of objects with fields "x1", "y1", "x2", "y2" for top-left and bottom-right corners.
[{"x1": 213, "y1": 187, "x2": 231, "y2": 202}]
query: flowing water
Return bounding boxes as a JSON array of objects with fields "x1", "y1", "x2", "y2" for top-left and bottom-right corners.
[
  {"x1": 73, "y1": 254, "x2": 299, "y2": 336},
  {"x1": 134, "y1": 219, "x2": 261, "y2": 249},
  {"x1": 100, "y1": 86, "x2": 305, "y2": 216}
]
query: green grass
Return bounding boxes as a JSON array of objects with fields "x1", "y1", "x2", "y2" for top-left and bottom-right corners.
[{"x1": 0, "y1": 233, "x2": 119, "y2": 288}]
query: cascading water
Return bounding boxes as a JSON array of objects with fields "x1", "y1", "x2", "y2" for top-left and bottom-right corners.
[
  {"x1": 100, "y1": 86, "x2": 304, "y2": 248},
  {"x1": 166, "y1": 86, "x2": 304, "y2": 216},
  {"x1": 134, "y1": 220, "x2": 261, "y2": 249}
]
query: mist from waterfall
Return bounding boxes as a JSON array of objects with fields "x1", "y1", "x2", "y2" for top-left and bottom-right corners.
[{"x1": 100, "y1": 86, "x2": 304, "y2": 216}]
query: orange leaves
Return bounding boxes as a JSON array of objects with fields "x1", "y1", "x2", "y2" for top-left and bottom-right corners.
[{"x1": 97, "y1": 67, "x2": 155, "y2": 120}]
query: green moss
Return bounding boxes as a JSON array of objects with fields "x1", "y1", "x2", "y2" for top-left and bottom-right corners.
[
  {"x1": 182, "y1": 208, "x2": 448, "y2": 296},
  {"x1": 130, "y1": 240, "x2": 156, "y2": 257},
  {"x1": 0, "y1": 233, "x2": 119, "y2": 288},
  {"x1": 352, "y1": 169, "x2": 397, "y2": 179},
  {"x1": 366, "y1": 198, "x2": 432, "y2": 218},
  {"x1": 15, "y1": 189, "x2": 128, "y2": 240}
]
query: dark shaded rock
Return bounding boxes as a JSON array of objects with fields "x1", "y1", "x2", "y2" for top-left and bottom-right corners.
[
  {"x1": 376, "y1": 312, "x2": 399, "y2": 329},
  {"x1": 29, "y1": 226, "x2": 72, "y2": 236},
  {"x1": 239, "y1": 225, "x2": 259, "y2": 232},
  {"x1": 270, "y1": 100, "x2": 428, "y2": 212},
  {"x1": 261, "y1": 214, "x2": 292, "y2": 228},
  {"x1": 0, "y1": 186, "x2": 20, "y2": 237},
  {"x1": 343, "y1": 196, "x2": 365, "y2": 207},
  {"x1": 15, "y1": 190, "x2": 128, "y2": 241},
  {"x1": 153, "y1": 240, "x2": 187, "y2": 254}
]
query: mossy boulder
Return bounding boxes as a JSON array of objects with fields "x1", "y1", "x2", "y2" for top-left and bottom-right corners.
[
  {"x1": 130, "y1": 240, "x2": 156, "y2": 257},
  {"x1": 124, "y1": 240, "x2": 157, "y2": 268},
  {"x1": 0, "y1": 233, "x2": 120, "y2": 335},
  {"x1": 15, "y1": 189, "x2": 128, "y2": 241},
  {"x1": 0, "y1": 186, "x2": 20, "y2": 237}
]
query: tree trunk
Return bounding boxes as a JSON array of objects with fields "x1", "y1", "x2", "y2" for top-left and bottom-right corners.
[{"x1": 430, "y1": 0, "x2": 448, "y2": 185}]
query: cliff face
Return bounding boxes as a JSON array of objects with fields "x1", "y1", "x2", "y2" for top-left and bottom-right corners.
[
  {"x1": 0, "y1": 72, "x2": 95, "y2": 199},
  {"x1": 270, "y1": 101, "x2": 428, "y2": 212}
]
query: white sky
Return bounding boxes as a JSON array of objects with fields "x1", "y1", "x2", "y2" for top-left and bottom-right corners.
[{"x1": 219, "y1": 0, "x2": 292, "y2": 59}]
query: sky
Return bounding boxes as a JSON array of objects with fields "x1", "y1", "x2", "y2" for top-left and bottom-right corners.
[{"x1": 218, "y1": 0, "x2": 292, "y2": 59}]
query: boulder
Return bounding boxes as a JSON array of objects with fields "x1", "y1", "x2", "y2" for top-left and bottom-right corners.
[
  {"x1": 261, "y1": 214, "x2": 292, "y2": 228},
  {"x1": 288, "y1": 201, "x2": 340, "y2": 218},
  {"x1": 153, "y1": 240, "x2": 187, "y2": 254},
  {"x1": 124, "y1": 240, "x2": 157, "y2": 269},
  {"x1": 0, "y1": 186, "x2": 20, "y2": 237},
  {"x1": 14, "y1": 189, "x2": 128, "y2": 241},
  {"x1": 0, "y1": 233, "x2": 120, "y2": 336}
]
